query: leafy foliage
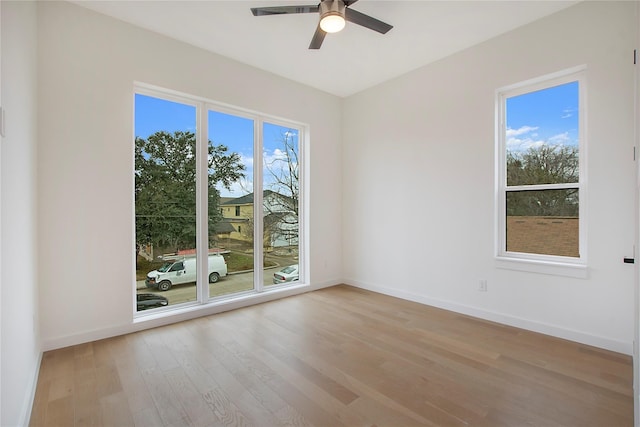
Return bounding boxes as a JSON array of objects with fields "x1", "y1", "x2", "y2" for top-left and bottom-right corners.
[
  {"x1": 507, "y1": 145, "x2": 578, "y2": 186},
  {"x1": 135, "y1": 131, "x2": 245, "y2": 250},
  {"x1": 506, "y1": 145, "x2": 579, "y2": 217}
]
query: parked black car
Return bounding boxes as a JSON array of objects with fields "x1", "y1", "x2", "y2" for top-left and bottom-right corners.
[{"x1": 136, "y1": 293, "x2": 168, "y2": 311}]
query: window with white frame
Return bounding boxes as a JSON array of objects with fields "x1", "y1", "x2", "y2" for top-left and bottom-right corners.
[
  {"x1": 134, "y1": 84, "x2": 305, "y2": 314},
  {"x1": 496, "y1": 68, "x2": 586, "y2": 266}
]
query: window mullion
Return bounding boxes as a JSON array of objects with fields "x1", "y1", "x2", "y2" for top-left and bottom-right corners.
[
  {"x1": 496, "y1": 92, "x2": 507, "y2": 257},
  {"x1": 254, "y1": 119, "x2": 264, "y2": 292},
  {"x1": 197, "y1": 102, "x2": 209, "y2": 302},
  {"x1": 506, "y1": 183, "x2": 580, "y2": 192}
]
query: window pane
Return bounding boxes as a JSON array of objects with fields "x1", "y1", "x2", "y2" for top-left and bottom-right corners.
[
  {"x1": 506, "y1": 189, "x2": 579, "y2": 257},
  {"x1": 506, "y1": 81, "x2": 579, "y2": 186},
  {"x1": 263, "y1": 123, "x2": 300, "y2": 287},
  {"x1": 208, "y1": 110, "x2": 255, "y2": 297},
  {"x1": 135, "y1": 94, "x2": 197, "y2": 310}
]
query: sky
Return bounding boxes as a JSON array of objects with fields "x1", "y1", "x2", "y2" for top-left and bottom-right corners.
[
  {"x1": 505, "y1": 81, "x2": 579, "y2": 154},
  {"x1": 135, "y1": 94, "x2": 299, "y2": 198},
  {"x1": 136, "y1": 82, "x2": 576, "y2": 198},
  {"x1": 135, "y1": 95, "x2": 196, "y2": 138}
]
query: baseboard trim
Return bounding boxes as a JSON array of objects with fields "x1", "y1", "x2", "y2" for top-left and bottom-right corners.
[
  {"x1": 41, "y1": 277, "x2": 632, "y2": 355},
  {"x1": 20, "y1": 350, "x2": 43, "y2": 427},
  {"x1": 344, "y1": 279, "x2": 632, "y2": 355},
  {"x1": 42, "y1": 280, "x2": 340, "y2": 351}
]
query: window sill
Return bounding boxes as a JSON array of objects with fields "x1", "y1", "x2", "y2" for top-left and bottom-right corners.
[
  {"x1": 134, "y1": 282, "x2": 310, "y2": 323},
  {"x1": 495, "y1": 256, "x2": 588, "y2": 279}
]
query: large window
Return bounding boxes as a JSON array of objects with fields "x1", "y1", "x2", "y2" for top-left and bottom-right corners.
[
  {"x1": 496, "y1": 68, "x2": 585, "y2": 268},
  {"x1": 134, "y1": 85, "x2": 304, "y2": 313}
]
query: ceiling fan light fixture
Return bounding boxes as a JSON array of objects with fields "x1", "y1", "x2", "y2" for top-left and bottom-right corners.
[
  {"x1": 320, "y1": 13, "x2": 345, "y2": 33},
  {"x1": 319, "y1": 0, "x2": 346, "y2": 33}
]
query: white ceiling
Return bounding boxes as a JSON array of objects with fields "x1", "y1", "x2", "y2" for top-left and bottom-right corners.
[{"x1": 72, "y1": 0, "x2": 578, "y2": 98}]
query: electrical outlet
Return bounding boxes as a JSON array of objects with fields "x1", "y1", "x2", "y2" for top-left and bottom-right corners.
[{"x1": 479, "y1": 280, "x2": 488, "y2": 292}]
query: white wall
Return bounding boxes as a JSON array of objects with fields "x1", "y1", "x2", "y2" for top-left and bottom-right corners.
[
  {"x1": 343, "y1": 1, "x2": 637, "y2": 354},
  {"x1": 1, "y1": 2, "x2": 41, "y2": 426},
  {"x1": 635, "y1": 3, "x2": 640, "y2": 420},
  {"x1": 1, "y1": 3, "x2": 3, "y2": 423},
  {"x1": 37, "y1": 1, "x2": 343, "y2": 349}
]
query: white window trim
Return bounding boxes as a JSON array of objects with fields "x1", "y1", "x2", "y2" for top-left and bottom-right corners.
[
  {"x1": 495, "y1": 66, "x2": 588, "y2": 278},
  {"x1": 133, "y1": 82, "x2": 309, "y2": 317}
]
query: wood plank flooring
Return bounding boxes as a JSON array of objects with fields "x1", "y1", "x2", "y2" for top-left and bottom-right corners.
[{"x1": 29, "y1": 285, "x2": 633, "y2": 426}]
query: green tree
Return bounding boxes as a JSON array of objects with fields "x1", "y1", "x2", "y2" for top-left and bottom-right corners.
[
  {"x1": 135, "y1": 130, "x2": 245, "y2": 252},
  {"x1": 506, "y1": 145, "x2": 578, "y2": 216}
]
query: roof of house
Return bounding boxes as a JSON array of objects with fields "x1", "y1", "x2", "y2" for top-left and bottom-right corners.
[
  {"x1": 221, "y1": 190, "x2": 279, "y2": 206},
  {"x1": 218, "y1": 197, "x2": 235, "y2": 205},
  {"x1": 213, "y1": 221, "x2": 236, "y2": 234}
]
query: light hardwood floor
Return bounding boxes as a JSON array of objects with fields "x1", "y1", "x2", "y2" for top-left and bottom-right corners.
[{"x1": 29, "y1": 285, "x2": 633, "y2": 426}]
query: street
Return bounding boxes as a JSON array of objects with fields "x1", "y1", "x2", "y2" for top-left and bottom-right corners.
[{"x1": 137, "y1": 264, "x2": 295, "y2": 307}]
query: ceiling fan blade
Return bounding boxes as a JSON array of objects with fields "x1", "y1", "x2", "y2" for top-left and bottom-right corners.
[
  {"x1": 345, "y1": 7, "x2": 393, "y2": 34},
  {"x1": 251, "y1": 5, "x2": 319, "y2": 16},
  {"x1": 309, "y1": 24, "x2": 327, "y2": 49},
  {"x1": 343, "y1": 0, "x2": 359, "y2": 6}
]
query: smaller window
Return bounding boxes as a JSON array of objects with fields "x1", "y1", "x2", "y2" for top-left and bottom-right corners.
[
  {"x1": 235, "y1": 206, "x2": 241, "y2": 216},
  {"x1": 238, "y1": 225, "x2": 242, "y2": 233},
  {"x1": 496, "y1": 67, "x2": 586, "y2": 270}
]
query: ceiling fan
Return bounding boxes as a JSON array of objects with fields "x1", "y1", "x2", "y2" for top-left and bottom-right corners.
[{"x1": 250, "y1": 0, "x2": 393, "y2": 49}]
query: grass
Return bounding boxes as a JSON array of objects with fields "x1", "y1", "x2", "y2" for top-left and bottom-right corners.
[
  {"x1": 224, "y1": 252, "x2": 277, "y2": 271},
  {"x1": 136, "y1": 252, "x2": 276, "y2": 280}
]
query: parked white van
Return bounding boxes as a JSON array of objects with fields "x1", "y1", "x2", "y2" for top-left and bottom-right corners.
[{"x1": 145, "y1": 254, "x2": 228, "y2": 291}]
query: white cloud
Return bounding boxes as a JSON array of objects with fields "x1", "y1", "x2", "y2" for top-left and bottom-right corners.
[
  {"x1": 241, "y1": 153, "x2": 254, "y2": 169},
  {"x1": 506, "y1": 125, "x2": 539, "y2": 138},
  {"x1": 264, "y1": 148, "x2": 288, "y2": 164},
  {"x1": 218, "y1": 179, "x2": 252, "y2": 198},
  {"x1": 507, "y1": 131, "x2": 576, "y2": 154},
  {"x1": 506, "y1": 125, "x2": 543, "y2": 152},
  {"x1": 561, "y1": 108, "x2": 575, "y2": 119},
  {"x1": 263, "y1": 148, "x2": 298, "y2": 175},
  {"x1": 506, "y1": 137, "x2": 546, "y2": 153},
  {"x1": 548, "y1": 132, "x2": 570, "y2": 145}
]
